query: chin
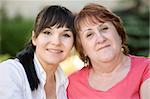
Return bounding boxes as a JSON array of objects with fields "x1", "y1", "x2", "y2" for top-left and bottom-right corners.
[
  {"x1": 46, "y1": 58, "x2": 62, "y2": 65},
  {"x1": 99, "y1": 57, "x2": 113, "y2": 62},
  {"x1": 99, "y1": 53, "x2": 115, "y2": 62}
]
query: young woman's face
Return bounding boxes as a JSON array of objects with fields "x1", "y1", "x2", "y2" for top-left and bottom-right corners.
[
  {"x1": 79, "y1": 21, "x2": 122, "y2": 64},
  {"x1": 32, "y1": 25, "x2": 74, "y2": 67}
]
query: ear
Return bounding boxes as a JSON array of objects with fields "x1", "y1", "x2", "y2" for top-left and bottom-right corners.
[
  {"x1": 83, "y1": 50, "x2": 87, "y2": 57},
  {"x1": 32, "y1": 31, "x2": 36, "y2": 46}
]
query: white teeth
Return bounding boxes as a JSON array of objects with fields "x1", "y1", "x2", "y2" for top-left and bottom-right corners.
[{"x1": 47, "y1": 49, "x2": 62, "y2": 53}]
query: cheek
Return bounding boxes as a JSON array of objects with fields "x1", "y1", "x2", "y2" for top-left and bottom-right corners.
[
  {"x1": 115, "y1": 34, "x2": 122, "y2": 45},
  {"x1": 81, "y1": 40, "x2": 92, "y2": 55},
  {"x1": 63, "y1": 39, "x2": 74, "y2": 49},
  {"x1": 112, "y1": 34, "x2": 122, "y2": 50},
  {"x1": 36, "y1": 37, "x2": 49, "y2": 47}
]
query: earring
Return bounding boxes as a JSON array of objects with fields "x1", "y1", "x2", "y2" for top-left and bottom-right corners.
[
  {"x1": 84, "y1": 55, "x2": 89, "y2": 66},
  {"x1": 121, "y1": 47, "x2": 124, "y2": 52}
]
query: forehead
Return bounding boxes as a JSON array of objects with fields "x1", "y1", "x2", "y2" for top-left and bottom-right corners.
[
  {"x1": 50, "y1": 25, "x2": 69, "y2": 30},
  {"x1": 79, "y1": 21, "x2": 115, "y2": 35},
  {"x1": 78, "y1": 16, "x2": 104, "y2": 30},
  {"x1": 43, "y1": 24, "x2": 71, "y2": 31}
]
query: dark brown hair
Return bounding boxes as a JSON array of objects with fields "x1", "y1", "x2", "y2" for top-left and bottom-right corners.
[
  {"x1": 16, "y1": 5, "x2": 75, "y2": 91},
  {"x1": 33, "y1": 5, "x2": 75, "y2": 39}
]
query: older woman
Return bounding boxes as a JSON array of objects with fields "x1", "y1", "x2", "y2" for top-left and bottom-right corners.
[{"x1": 67, "y1": 3, "x2": 150, "y2": 99}]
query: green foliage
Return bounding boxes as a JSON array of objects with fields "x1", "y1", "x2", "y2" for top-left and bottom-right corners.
[
  {"x1": 1, "y1": 18, "x2": 34, "y2": 56},
  {"x1": 0, "y1": 4, "x2": 149, "y2": 58},
  {"x1": 115, "y1": 10, "x2": 149, "y2": 57},
  {"x1": 0, "y1": 54, "x2": 11, "y2": 62}
]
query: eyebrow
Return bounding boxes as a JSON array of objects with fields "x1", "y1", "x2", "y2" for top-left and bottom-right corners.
[
  {"x1": 44, "y1": 27, "x2": 71, "y2": 31},
  {"x1": 43, "y1": 28, "x2": 72, "y2": 35},
  {"x1": 82, "y1": 28, "x2": 92, "y2": 34},
  {"x1": 64, "y1": 29, "x2": 71, "y2": 32},
  {"x1": 43, "y1": 27, "x2": 51, "y2": 31},
  {"x1": 81, "y1": 23, "x2": 105, "y2": 34}
]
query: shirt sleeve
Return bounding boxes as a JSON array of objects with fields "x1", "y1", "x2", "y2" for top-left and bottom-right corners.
[{"x1": 0, "y1": 59, "x2": 24, "y2": 99}]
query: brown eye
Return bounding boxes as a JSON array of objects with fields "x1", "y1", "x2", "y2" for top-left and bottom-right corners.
[
  {"x1": 63, "y1": 33, "x2": 71, "y2": 38},
  {"x1": 98, "y1": 25, "x2": 108, "y2": 33},
  {"x1": 86, "y1": 32, "x2": 94, "y2": 38},
  {"x1": 87, "y1": 33, "x2": 92, "y2": 37},
  {"x1": 102, "y1": 27, "x2": 108, "y2": 30},
  {"x1": 43, "y1": 31, "x2": 52, "y2": 35}
]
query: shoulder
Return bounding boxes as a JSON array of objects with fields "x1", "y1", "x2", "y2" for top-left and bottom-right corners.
[
  {"x1": 67, "y1": 67, "x2": 90, "y2": 96},
  {"x1": 130, "y1": 55, "x2": 150, "y2": 67},
  {"x1": 0, "y1": 59, "x2": 26, "y2": 81},
  {"x1": 0, "y1": 59, "x2": 24, "y2": 73},
  {"x1": 0, "y1": 59, "x2": 29, "y2": 98},
  {"x1": 68, "y1": 67, "x2": 89, "y2": 81},
  {"x1": 129, "y1": 55, "x2": 150, "y2": 81},
  {"x1": 130, "y1": 55, "x2": 150, "y2": 62}
]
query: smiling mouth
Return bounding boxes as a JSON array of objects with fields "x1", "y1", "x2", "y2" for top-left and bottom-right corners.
[{"x1": 46, "y1": 49, "x2": 63, "y2": 53}]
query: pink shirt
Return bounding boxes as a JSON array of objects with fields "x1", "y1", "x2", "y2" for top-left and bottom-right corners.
[{"x1": 67, "y1": 55, "x2": 150, "y2": 99}]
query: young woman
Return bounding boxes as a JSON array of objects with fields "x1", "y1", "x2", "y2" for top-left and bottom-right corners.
[
  {"x1": 67, "y1": 3, "x2": 150, "y2": 99},
  {"x1": 0, "y1": 5, "x2": 75, "y2": 99}
]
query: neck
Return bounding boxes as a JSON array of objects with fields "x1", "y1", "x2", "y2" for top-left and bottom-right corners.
[
  {"x1": 39, "y1": 61, "x2": 58, "y2": 79},
  {"x1": 91, "y1": 53, "x2": 127, "y2": 75},
  {"x1": 44, "y1": 65, "x2": 58, "y2": 76},
  {"x1": 35, "y1": 53, "x2": 58, "y2": 77}
]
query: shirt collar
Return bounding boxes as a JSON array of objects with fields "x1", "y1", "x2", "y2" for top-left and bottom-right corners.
[
  {"x1": 33, "y1": 54, "x2": 46, "y2": 86},
  {"x1": 55, "y1": 66, "x2": 68, "y2": 92},
  {"x1": 33, "y1": 54, "x2": 68, "y2": 90}
]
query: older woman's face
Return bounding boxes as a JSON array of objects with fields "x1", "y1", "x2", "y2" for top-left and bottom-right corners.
[{"x1": 79, "y1": 21, "x2": 122, "y2": 64}]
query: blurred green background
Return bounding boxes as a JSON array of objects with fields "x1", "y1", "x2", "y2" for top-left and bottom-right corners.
[{"x1": 0, "y1": 0, "x2": 149, "y2": 62}]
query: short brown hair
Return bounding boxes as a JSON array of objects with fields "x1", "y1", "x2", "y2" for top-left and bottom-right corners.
[{"x1": 74, "y1": 3, "x2": 129, "y2": 67}]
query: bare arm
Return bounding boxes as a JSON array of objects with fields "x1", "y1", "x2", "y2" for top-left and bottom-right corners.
[{"x1": 140, "y1": 78, "x2": 150, "y2": 99}]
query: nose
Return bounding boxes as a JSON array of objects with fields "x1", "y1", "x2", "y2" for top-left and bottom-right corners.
[
  {"x1": 96, "y1": 30, "x2": 106, "y2": 43},
  {"x1": 51, "y1": 35, "x2": 61, "y2": 46}
]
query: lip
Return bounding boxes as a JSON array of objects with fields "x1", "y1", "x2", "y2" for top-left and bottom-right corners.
[
  {"x1": 46, "y1": 48, "x2": 63, "y2": 53},
  {"x1": 96, "y1": 44, "x2": 110, "y2": 51}
]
